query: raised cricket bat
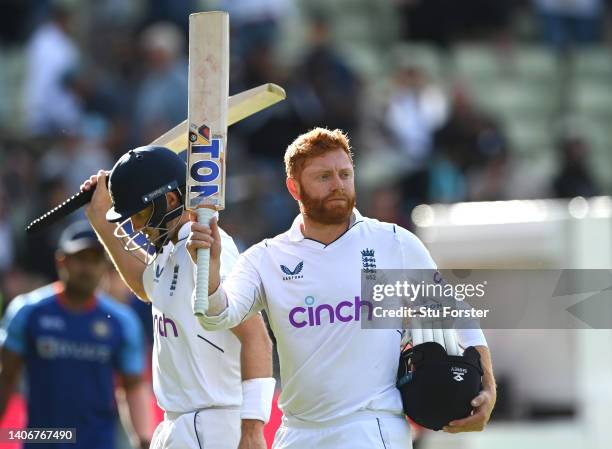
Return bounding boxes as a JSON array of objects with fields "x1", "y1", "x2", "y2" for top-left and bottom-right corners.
[
  {"x1": 187, "y1": 12, "x2": 229, "y2": 316},
  {"x1": 25, "y1": 83, "x2": 285, "y2": 234},
  {"x1": 151, "y1": 83, "x2": 286, "y2": 152}
]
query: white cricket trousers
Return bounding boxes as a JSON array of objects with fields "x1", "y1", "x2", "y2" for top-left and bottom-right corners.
[
  {"x1": 272, "y1": 411, "x2": 412, "y2": 449},
  {"x1": 150, "y1": 407, "x2": 240, "y2": 449}
]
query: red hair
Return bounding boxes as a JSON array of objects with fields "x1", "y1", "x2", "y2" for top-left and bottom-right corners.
[{"x1": 284, "y1": 128, "x2": 353, "y2": 178}]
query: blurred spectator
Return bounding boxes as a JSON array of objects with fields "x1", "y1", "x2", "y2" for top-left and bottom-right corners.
[
  {"x1": 0, "y1": 143, "x2": 36, "y2": 203},
  {"x1": 397, "y1": 0, "x2": 514, "y2": 46},
  {"x1": 0, "y1": 221, "x2": 151, "y2": 449},
  {"x1": 385, "y1": 64, "x2": 448, "y2": 171},
  {"x1": 435, "y1": 85, "x2": 506, "y2": 172},
  {"x1": 0, "y1": 0, "x2": 33, "y2": 44},
  {"x1": 533, "y1": 0, "x2": 604, "y2": 50},
  {"x1": 366, "y1": 184, "x2": 412, "y2": 229},
  {"x1": 133, "y1": 22, "x2": 188, "y2": 144},
  {"x1": 0, "y1": 267, "x2": 47, "y2": 316},
  {"x1": 297, "y1": 15, "x2": 360, "y2": 133},
  {"x1": 0, "y1": 145, "x2": 37, "y2": 262},
  {"x1": 427, "y1": 155, "x2": 467, "y2": 203},
  {"x1": 81, "y1": 0, "x2": 144, "y2": 34},
  {"x1": 65, "y1": 66, "x2": 132, "y2": 128},
  {"x1": 552, "y1": 135, "x2": 600, "y2": 198},
  {"x1": 233, "y1": 41, "x2": 309, "y2": 162},
  {"x1": 64, "y1": 66, "x2": 134, "y2": 158},
  {"x1": 38, "y1": 131, "x2": 113, "y2": 194},
  {"x1": 431, "y1": 84, "x2": 506, "y2": 202},
  {"x1": 466, "y1": 151, "x2": 511, "y2": 201},
  {"x1": 147, "y1": 0, "x2": 196, "y2": 32},
  {"x1": 22, "y1": 4, "x2": 81, "y2": 135},
  {"x1": 221, "y1": 0, "x2": 292, "y2": 58},
  {"x1": 21, "y1": 178, "x2": 69, "y2": 281},
  {"x1": 230, "y1": 40, "x2": 314, "y2": 235},
  {"x1": 0, "y1": 186, "x2": 13, "y2": 273}
]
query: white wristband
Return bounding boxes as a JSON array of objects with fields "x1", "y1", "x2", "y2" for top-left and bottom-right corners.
[{"x1": 241, "y1": 377, "x2": 276, "y2": 423}]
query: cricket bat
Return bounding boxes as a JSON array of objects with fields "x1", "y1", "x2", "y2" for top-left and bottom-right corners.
[
  {"x1": 151, "y1": 83, "x2": 286, "y2": 152},
  {"x1": 25, "y1": 83, "x2": 285, "y2": 234},
  {"x1": 187, "y1": 12, "x2": 229, "y2": 316}
]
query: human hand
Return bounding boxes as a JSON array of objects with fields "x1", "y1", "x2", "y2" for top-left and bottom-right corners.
[{"x1": 443, "y1": 388, "x2": 496, "y2": 433}]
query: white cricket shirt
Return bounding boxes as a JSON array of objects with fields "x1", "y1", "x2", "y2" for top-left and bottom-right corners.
[
  {"x1": 143, "y1": 222, "x2": 241, "y2": 413},
  {"x1": 205, "y1": 210, "x2": 487, "y2": 423}
]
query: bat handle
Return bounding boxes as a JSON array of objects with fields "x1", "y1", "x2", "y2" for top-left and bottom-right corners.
[
  {"x1": 26, "y1": 188, "x2": 95, "y2": 234},
  {"x1": 193, "y1": 207, "x2": 216, "y2": 316}
]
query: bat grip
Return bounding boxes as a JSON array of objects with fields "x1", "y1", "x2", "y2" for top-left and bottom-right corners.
[
  {"x1": 193, "y1": 208, "x2": 216, "y2": 316},
  {"x1": 26, "y1": 188, "x2": 95, "y2": 234}
]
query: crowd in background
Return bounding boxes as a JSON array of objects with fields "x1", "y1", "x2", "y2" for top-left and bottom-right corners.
[{"x1": 0, "y1": 0, "x2": 611, "y2": 316}]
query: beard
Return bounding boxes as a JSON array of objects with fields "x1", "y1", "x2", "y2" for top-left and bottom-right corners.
[
  {"x1": 66, "y1": 275, "x2": 99, "y2": 298},
  {"x1": 299, "y1": 185, "x2": 356, "y2": 225}
]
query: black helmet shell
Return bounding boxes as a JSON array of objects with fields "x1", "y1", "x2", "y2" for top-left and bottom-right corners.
[{"x1": 106, "y1": 146, "x2": 186, "y2": 223}]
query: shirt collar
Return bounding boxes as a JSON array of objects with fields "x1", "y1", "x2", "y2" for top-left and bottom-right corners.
[
  {"x1": 177, "y1": 221, "x2": 193, "y2": 242},
  {"x1": 287, "y1": 208, "x2": 362, "y2": 242},
  {"x1": 160, "y1": 221, "x2": 190, "y2": 254}
]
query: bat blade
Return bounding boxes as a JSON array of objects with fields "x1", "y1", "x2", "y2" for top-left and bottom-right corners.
[
  {"x1": 187, "y1": 12, "x2": 229, "y2": 316},
  {"x1": 186, "y1": 11, "x2": 229, "y2": 212},
  {"x1": 227, "y1": 82, "x2": 286, "y2": 125},
  {"x1": 150, "y1": 83, "x2": 286, "y2": 153}
]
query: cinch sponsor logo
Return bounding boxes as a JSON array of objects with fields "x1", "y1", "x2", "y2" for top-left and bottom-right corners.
[
  {"x1": 288, "y1": 296, "x2": 373, "y2": 328},
  {"x1": 153, "y1": 313, "x2": 178, "y2": 337}
]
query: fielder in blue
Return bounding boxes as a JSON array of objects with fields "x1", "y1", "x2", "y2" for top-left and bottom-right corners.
[{"x1": 0, "y1": 221, "x2": 151, "y2": 449}]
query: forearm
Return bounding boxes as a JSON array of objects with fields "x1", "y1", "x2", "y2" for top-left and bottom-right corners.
[
  {"x1": 124, "y1": 382, "x2": 151, "y2": 445},
  {"x1": 88, "y1": 215, "x2": 147, "y2": 300},
  {"x1": 475, "y1": 346, "x2": 496, "y2": 395},
  {"x1": 239, "y1": 323, "x2": 273, "y2": 381},
  {"x1": 233, "y1": 316, "x2": 276, "y2": 427}
]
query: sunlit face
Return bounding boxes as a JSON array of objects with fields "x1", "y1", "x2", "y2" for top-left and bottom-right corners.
[
  {"x1": 130, "y1": 204, "x2": 158, "y2": 241},
  {"x1": 295, "y1": 149, "x2": 356, "y2": 225}
]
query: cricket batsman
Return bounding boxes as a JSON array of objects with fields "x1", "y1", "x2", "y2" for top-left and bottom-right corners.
[
  {"x1": 188, "y1": 128, "x2": 496, "y2": 448},
  {"x1": 80, "y1": 146, "x2": 275, "y2": 449}
]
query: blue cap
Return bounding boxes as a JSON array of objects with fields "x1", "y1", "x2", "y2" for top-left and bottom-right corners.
[{"x1": 58, "y1": 220, "x2": 103, "y2": 254}]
